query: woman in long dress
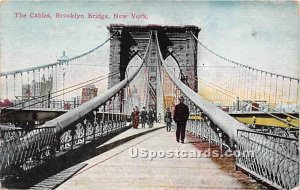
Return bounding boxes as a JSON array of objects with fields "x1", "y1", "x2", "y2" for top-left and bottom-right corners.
[{"x1": 133, "y1": 107, "x2": 140, "y2": 129}]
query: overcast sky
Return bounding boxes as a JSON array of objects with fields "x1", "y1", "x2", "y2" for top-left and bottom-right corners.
[{"x1": 0, "y1": 1, "x2": 299, "y2": 99}]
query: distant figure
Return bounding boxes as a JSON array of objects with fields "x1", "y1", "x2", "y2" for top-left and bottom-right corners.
[
  {"x1": 147, "y1": 107, "x2": 155, "y2": 128},
  {"x1": 154, "y1": 110, "x2": 157, "y2": 123},
  {"x1": 130, "y1": 108, "x2": 135, "y2": 126},
  {"x1": 133, "y1": 106, "x2": 140, "y2": 129},
  {"x1": 157, "y1": 113, "x2": 162, "y2": 123},
  {"x1": 164, "y1": 107, "x2": 172, "y2": 132},
  {"x1": 140, "y1": 106, "x2": 147, "y2": 128},
  {"x1": 173, "y1": 96, "x2": 190, "y2": 143}
]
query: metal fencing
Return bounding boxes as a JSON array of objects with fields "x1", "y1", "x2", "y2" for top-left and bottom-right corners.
[
  {"x1": 0, "y1": 127, "x2": 56, "y2": 176},
  {"x1": 0, "y1": 32, "x2": 152, "y2": 179},
  {"x1": 236, "y1": 130, "x2": 299, "y2": 190},
  {"x1": 158, "y1": 32, "x2": 299, "y2": 189},
  {"x1": 59, "y1": 115, "x2": 128, "y2": 151}
]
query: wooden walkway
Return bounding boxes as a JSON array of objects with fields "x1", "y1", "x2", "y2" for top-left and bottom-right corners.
[{"x1": 56, "y1": 123, "x2": 267, "y2": 190}]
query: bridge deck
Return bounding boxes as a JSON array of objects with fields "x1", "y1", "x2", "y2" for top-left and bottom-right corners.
[{"x1": 57, "y1": 123, "x2": 267, "y2": 190}]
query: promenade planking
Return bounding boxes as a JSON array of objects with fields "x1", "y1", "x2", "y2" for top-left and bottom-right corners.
[{"x1": 56, "y1": 123, "x2": 267, "y2": 190}]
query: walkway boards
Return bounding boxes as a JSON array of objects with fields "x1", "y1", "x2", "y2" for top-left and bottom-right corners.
[
  {"x1": 29, "y1": 163, "x2": 88, "y2": 190},
  {"x1": 56, "y1": 124, "x2": 267, "y2": 190}
]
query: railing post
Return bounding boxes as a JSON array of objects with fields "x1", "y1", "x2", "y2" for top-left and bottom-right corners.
[
  {"x1": 70, "y1": 128, "x2": 75, "y2": 150},
  {"x1": 107, "y1": 101, "x2": 110, "y2": 133},
  {"x1": 93, "y1": 111, "x2": 96, "y2": 140},
  {"x1": 83, "y1": 122, "x2": 86, "y2": 145},
  {"x1": 118, "y1": 92, "x2": 121, "y2": 130},
  {"x1": 112, "y1": 96, "x2": 115, "y2": 131},
  {"x1": 102, "y1": 105, "x2": 105, "y2": 136}
]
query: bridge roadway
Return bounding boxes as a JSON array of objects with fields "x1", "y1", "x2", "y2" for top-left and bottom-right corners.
[{"x1": 56, "y1": 123, "x2": 267, "y2": 190}]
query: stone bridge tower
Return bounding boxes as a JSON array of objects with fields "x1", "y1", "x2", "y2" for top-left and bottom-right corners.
[{"x1": 107, "y1": 24, "x2": 200, "y2": 112}]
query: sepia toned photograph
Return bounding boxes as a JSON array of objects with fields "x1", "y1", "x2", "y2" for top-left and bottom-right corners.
[{"x1": 0, "y1": 1, "x2": 299, "y2": 189}]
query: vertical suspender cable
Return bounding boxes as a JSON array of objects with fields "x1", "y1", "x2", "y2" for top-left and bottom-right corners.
[
  {"x1": 237, "y1": 65, "x2": 241, "y2": 98},
  {"x1": 251, "y1": 70, "x2": 257, "y2": 101},
  {"x1": 258, "y1": 71, "x2": 262, "y2": 100},
  {"x1": 264, "y1": 72, "x2": 267, "y2": 101},
  {"x1": 5, "y1": 76, "x2": 8, "y2": 99},
  {"x1": 268, "y1": 74, "x2": 272, "y2": 109},
  {"x1": 246, "y1": 68, "x2": 251, "y2": 100},
  {"x1": 280, "y1": 77, "x2": 284, "y2": 111},
  {"x1": 56, "y1": 65, "x2": 58, "y2": 93},
  {"x1": 13, "y1": 74, "x2": 16, "y2": 99},
  {"x1": 241, "y1": 66, "x2": 245, "y2": 99},
  {"x1": 274, "y1": 76, "x2": 278, "y2": 109},
  {"x1": 254, "y1": 70, "x2": 258, "y2": 100},
  {"x1": 296, "y1": 80, "x2": 299, "y2": 109},
  {"x1": 27, "y1": 71, "x2": 30, "y2": 106},
  {"x1": 51, "y1": 66, "x2": 54, "y2": 81},
  {"x1": 38, "y1": 69, "x2": 41, "y2": 107},
  {"x1": 287, "y1": 79, "x2": 292, "y2": 111},
  {"x1": 21, "y1": 73, "x2": 23, "y2": 107},
  {"x1": 249, "y1": 70, "x2": 255, "y2": 101},
  {"x1": 234, "y1": 65, "x2": 239, "y2": 96},
  {"x1": 249, "y1": 69, "x2": 252, "y2": 100}
]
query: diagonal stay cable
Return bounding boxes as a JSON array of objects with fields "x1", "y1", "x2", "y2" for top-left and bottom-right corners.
[
  {"x1": 197, "y1": 78, "x2": 298, "y2": 128},
  {"x1": 0, "y1": 71, "x2": 120, "y2": 118},
  {"x1": 189, "y1": 73, "x2": 298, "y2": 121},
  {"x1": 2, "y1": 70, "x2": 119, "y2": 110}
]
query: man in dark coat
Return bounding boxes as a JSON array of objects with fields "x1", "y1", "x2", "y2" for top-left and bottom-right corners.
[
  {"x1": 140, "y1": 106, "x2": 147, "y2": 128},
  {"x1": 147, "y1": 107, "x2": 155, "y2": 128},
  {"x1": 173, "y1": 96, "x2": 190, "y2": 143}
]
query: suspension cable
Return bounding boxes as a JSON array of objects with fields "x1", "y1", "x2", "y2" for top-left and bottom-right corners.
[
  {"x1": 188, "y1": 72, "x2": 298, "y2": 121},
  {"x1": 197, "y1": 78, "x2": 298, "y2": 128},
  {"x1": 2, "y1": 70, "x2": 120, "y2": 110},
  {"x1": 191, "y1": 32, "x2": 299, "y2": 81},
  {"x1": 0, "y1": 71, "x2": 120, "y2": 118},
  {"x1": 0, "y1": 32, "x2": 117, "y2": 77}
]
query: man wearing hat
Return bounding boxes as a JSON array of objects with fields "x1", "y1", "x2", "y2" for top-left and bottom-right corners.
[
  {"x1": 140, "y1": 106, "x2": 147, "y2": 128},
  {"x1": 173, "y1": 96, "x2": 190, "y2": 143}
]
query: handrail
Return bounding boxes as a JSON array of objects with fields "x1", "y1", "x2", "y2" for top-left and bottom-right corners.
[{"x1": 155, "y1": 31, "x2": 249, "y2": 141}]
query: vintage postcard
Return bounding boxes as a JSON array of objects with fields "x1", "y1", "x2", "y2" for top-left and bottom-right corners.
[{"x1": 0, "y1": 1, "x2": 299, "y2": 190}]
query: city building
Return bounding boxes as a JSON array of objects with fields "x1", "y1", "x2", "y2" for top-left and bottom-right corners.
[
  {"x1": 81, "y1": 84, "x2": 98, "y2": 104},
  {"x1": 19, "y1": 75, "x2": 53, "y2": 108}
]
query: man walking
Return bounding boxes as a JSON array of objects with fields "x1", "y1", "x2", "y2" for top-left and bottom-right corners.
[
  {"x1": 140, "y1": 106, "x2": 147, "y2": 128},
  {"x1": 173, "y1": 96, "x2": 189, "y2": 143},
  {"x1": 147, "y1": 107, "x2": 155, "y2": 128},
  {"x1": 164, "y1": 107, "x2": 172, "y2": 132}
]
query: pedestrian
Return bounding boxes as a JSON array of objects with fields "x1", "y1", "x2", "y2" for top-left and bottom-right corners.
[
  {"x1": 157, "y1": 113, "x2": 162, "y2": 123},
  {"x1": 130, "y1": 108, "x2": 135, "y2": 127},
  {"x1": 133, "y1": 106, "x2": 140, "y2": 129},
  {"x1": 140, "y1": 106, "x2": 147, "y2": 128},
  {"x1": 164, "y1": 107, "x2": 172, "y2": 132},
  {"x1": 154, "y1": 110, "x2": 157, "y2": 123},
  {"x1": 147, "y1": 107, "x2": 155, "y2": 128},
  {"x1": 173, "y1": 96, "x2": 190, "y2": 143}
]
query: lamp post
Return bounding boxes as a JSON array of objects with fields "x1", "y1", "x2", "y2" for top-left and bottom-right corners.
[{"x1": 57, "y1": 51, "x2": 69, "y2": 109}]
